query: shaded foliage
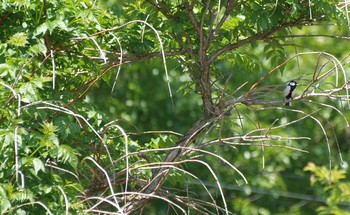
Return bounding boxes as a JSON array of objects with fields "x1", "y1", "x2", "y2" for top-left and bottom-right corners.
[{"x1": 0, "y1": 0, "x2": 350, "y2": 214}]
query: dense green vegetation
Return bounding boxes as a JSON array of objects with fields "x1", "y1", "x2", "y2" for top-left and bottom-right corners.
[{"x1": 1, "y1": 0, "x2": 349, "y2": 214}]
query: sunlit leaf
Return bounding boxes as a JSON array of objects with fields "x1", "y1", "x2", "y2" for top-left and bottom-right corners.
[
  {"x1": 32, "y1": 158, "x2": 45, "y2": 174},
  {"x1": 7, "y1": 32, "x2": 27, "y2": 47}
]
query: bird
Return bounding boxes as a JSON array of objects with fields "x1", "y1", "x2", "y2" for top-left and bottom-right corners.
[{"x1": 283, "y1": 80, "x2": 297, "y2": 106}]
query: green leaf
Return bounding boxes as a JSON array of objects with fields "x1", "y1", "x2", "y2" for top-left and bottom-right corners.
[
  {"x1": 12, "y1": 0, "x2": 30, "y2": 8},
  {"x1": 35, "y1": 19, "x2": 68, "y2": 36},
  {"x1": 34, "y1": 23, "x2": 48, "y2": 36},
  {"x1": 222, "y1": 15, "x2": 245, "y2": 31},
  {"x1": 29, "y1": 42, "x2": 47, "y2": 56},
  {"x1": 57, "y1": 144, "x2": 79, "y2": 169},
  {"x1": 14, "y1": 209, "x2": 26, "y2": 215},
  {"x1": 39, "y1": 122, "x2": 58, "y2": 136},
  {"x1": 0, "y1": 129, "x2": 14, "y2": 151},
  {"x1": 47, "y1": 20, "x2": 68, "y2": 34},
  {"x1": 32, "y1": 158, "x2": 45, "y2": 174},
  {"x1": 0, "y1": 198, "x2": 11, "y2": 214},
  {"x1": 65, "y1": 182, "x2": 84, "y2": 193},
  {"x1": 150, "y1": 137, "x2": 159, "y2": 149},
  {"x1": 7, "y1": 32, "x2": 28, "y2": 47},
  {"x1": 38, "y1": 122, "x2": 59, "y2": 148},
  {"x1": 0, "y1": 64, "x2": 11, "y2": 77},
  {"x1": 159, "y1": 134, "x2": 176, "y2": 148},
  {"x1": 19, "y1": 83, "x2": 38, "y2": 103}
]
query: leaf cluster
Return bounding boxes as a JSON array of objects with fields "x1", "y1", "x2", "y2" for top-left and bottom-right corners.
[{"x1": 0, "y1": 0, "x2": 349, "y2": 214}]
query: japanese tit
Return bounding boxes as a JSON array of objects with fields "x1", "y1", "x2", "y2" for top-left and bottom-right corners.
[{"x1": 283, "y1": 80, "x2": 297, "y2": 106}]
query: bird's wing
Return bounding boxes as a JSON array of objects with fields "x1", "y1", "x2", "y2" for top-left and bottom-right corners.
[{"x1": 283, "y1": 86, "x2": 290, "y2": 97}]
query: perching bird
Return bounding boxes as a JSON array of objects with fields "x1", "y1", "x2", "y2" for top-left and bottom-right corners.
[{"x1": 283, "y1": 80, "x2": 297, "y2": 106}]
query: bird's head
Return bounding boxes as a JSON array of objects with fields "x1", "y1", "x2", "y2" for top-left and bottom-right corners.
[{"x1": 289, "y1": 80, "x2": 297, "y2": 87}]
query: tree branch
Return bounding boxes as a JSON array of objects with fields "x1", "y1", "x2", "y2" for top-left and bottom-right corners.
[
  {"x1": 123, "y1": 115, "x2": 215, "y2": 213},
  {"x1": 145, "y1": 0, "x2": 175, "y2": 20},
  {"x1": 183, "y1": 0, "x2": 201, "y2": 35},
  {"x1": 209, "y1": 0, "x2": 240, "y2": 41},
  {"x1": 208, "y1": 19, "x2": 309, "y2": 64}
]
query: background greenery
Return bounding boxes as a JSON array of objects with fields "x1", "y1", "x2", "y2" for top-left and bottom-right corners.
[{"x1": 0, "y1": 0, "x2": 349, "y2": 214}]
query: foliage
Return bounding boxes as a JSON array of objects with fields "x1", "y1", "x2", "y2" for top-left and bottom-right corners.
[
  {"x1": 0, "y1": 0, "x2": 349, "y2": 214},
  {"x1": 305, "y1": 162, "x2": 350, "y2": 215}
]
